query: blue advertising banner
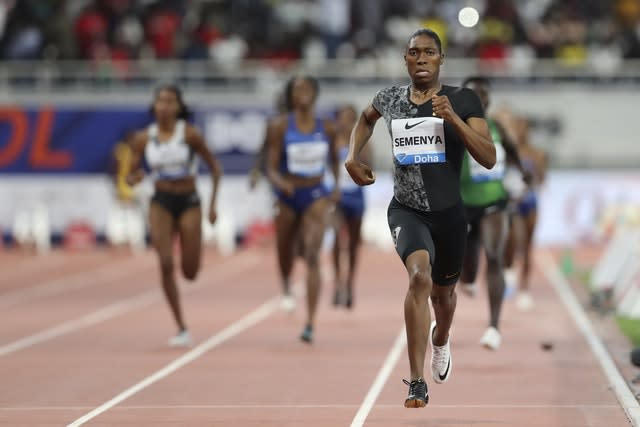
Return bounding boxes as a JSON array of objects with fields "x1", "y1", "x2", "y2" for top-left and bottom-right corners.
[
  {"x1": 0, "y1": 106, "x2": 151, "y2": 174},
  {"x1": 0, "y1": 105, "x2": 336, "y2": 175},
  {"x1": 193, "y1": 107, "x2": 270, "y2": 175},
  {"x1": 0, "y1": 106, "x2": 269, "y2": 175}
]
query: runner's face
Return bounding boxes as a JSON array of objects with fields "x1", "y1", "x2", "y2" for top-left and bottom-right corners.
[
  {"x1": 153, "y1": 89, "x2": 180, "y2": 123},
  {"x1": 291, "y1": 78, "x2": 316, "y2": 110},
  {"x1": 405, "y1": 35, "x2": 443, "y2": 86}
]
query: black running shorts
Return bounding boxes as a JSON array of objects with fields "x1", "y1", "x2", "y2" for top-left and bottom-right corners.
[
  {"x1": 464, "y1": 198, "x2": 508, "y2": 231},
  {"x1": 387, "y1": 197, "x2": 467, "y2": 285},
  {"x1": 151, "y1": 191, "x2": 201, "y2": 220}
]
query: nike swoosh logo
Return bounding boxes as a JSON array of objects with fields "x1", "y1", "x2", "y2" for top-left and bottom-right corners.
[
  {"x1": 404, "y1": 120, "x2": 426, "y2": 130},
  {"x1": 439, "y1": 357, "x2": 451, "y2": 381},
  {"x1": 445, "y1": 272, "x2": 458, "y2": 279}
]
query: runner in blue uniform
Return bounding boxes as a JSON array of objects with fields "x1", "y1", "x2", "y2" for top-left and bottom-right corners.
[
  {"x1": 330, "y1": 104, "x2": 370, "y2": 309},
  {"x1": 266, "y1": 76, "x2": 339, "y2": 343}
]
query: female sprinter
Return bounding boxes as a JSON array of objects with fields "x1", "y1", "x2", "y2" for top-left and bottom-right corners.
[
  {"x1": 127, "y1": 84, "x2": 222, "y2": 347},
  {"x1": 331, "y1": 104, "x2": 370, "y2": 309},
  {"x1": 266, "y1": 75, "x2": 339, "y2": 343},
  {"x1": 346, "y1": 29, "x2": 496, "y2": 406}
]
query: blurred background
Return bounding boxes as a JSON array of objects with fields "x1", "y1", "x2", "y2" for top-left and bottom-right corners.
[{"x1": 0, "y1": 0, "x2": 639, "y2": 323}]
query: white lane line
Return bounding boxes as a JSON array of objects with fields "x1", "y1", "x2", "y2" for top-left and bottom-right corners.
[
  {"x1": 538, "y1": 251, "x2": 640, "y2": 427},
  {"x1": 0, "y1": 290, "x2": 158, "y2": 357},
  {"x1": 0, "y1": 404, "x2": 622, "y2": 411},
  {"x1": 0, "y1": 256, "x2": 153, "y2": 310},
  {"x1": 0, "y1": 253, "x2": 260, "y2": 357},
  {"x1": 0, "y1": 253, "x2": 68, "y2": 282},
  {"x1": 350, "y1": 325, "x2": 406, "y2": 427},
  {"x1": 66, "y1": 296, "x2": 281, "y2": 427}
]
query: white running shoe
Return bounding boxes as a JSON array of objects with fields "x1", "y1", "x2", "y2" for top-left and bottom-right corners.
[
  {"x1": 280, "y1": 293, "x2": 296, "y2": 313},
  {"x1": 430, "y1": 321, "x2": 452, "y2": 384},
  {"x1": 504, "y1": 268, "x2": 518, "y2": 289},
  {"x1": 460, "y1": 282, "x2": 477, "y2": 297},
  {"x1": 480, "y1": 326, "x2": 502, "y2": 350},
  {"x1": 168, "y1": 330, "x2": 193, "y2": 348},
  {"x1": 516, "y1": 291, "x2": 534, "y2": 311}
]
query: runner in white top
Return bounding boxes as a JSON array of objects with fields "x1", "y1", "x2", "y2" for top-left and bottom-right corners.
[{"x1": 127, "y1": 84, "x2": 222, "y2": 348}]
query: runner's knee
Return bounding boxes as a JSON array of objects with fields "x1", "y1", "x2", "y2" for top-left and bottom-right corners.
[
  {"x1": 181, "y1": 261, "x2": 199, "y2": 281},
  {"x1": 304, "y1": 246, "x2": 321, "y2": 270},
  {"x1": 408, "y1": 267, "x2": 432, "y2": 295},
  {"x1": 431, "y1": 285, "x2": 456, "y2": 307}
]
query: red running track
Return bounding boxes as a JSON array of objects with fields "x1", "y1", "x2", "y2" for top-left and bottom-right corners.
[{"x1": 0, "y1": 245, "x2": 633, "y2": 426}]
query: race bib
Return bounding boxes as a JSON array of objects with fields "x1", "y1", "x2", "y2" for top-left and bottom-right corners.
[
  {"x1": 469, "y1": 143, "x2": 506, "y2": 182},
  {"x1": 286, "y1": 141, "x2": 329, "y2": 176},
  {"x1": 157, "y1": 164, "x2": 190, "y2": 179},
  {"x1": 146, "y1": 139, "x2": 193, "y2": 179},
  {"x1": 391, "y1": 117, "x2": 446, "y2": 165},
  {"x1": 503, "y1": 166, "x2": 527, "y2": 198}
]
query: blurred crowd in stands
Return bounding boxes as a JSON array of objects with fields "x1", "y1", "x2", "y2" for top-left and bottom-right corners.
[{"x1": 1, "y1": 0, "x2": 639, "y2": 69}]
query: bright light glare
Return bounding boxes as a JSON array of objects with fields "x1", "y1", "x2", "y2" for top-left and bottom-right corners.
[{"x1": 458, "y1": 7, "x2": 480, "y2": 28}]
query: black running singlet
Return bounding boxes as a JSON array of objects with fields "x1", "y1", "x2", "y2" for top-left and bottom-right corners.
[{"x1": 372, "y1": 85, "x2": 484, "y2": 212}]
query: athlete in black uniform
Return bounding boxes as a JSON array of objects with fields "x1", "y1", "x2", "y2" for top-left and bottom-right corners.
[{"x1": 345, "y1": 29, "x2": 496, "y2": 407}]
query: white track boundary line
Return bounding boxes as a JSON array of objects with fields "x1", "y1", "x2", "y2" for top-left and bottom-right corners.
[
  {"x1": 350, "y1": 325, "x2": 406, "y2": 427},
  {"x1": 539, "y1": 250, "x2": 640, "y2": 426},
  {"x1": 0, "y1": 253, "x2": 260, "y2": 357},
  {"x1": 0, "y1": 256, "x2": 152, "y2": 310},
  {"x1": 66, "y1": 296, "x2": 281, "y2": 427}
]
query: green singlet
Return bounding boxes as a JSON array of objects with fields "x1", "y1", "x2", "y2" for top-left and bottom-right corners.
[{"x1": 459, "y1": 119, "x2": 508, "y2": 206}]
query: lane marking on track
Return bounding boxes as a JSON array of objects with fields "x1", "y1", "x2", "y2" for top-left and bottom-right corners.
[
  {"x1": 0, "y1": 256, "x2": 153, "y2": 310},
  {"x1": 66, "y1": 296, "x2": 282, "y2": 427},
  {"x1": 0, "y1": 290, "x2": 157, "y2": 357},
  {"x1": 0, "y1": 253, "x2": 260, "y2": 357},
  {"x1": 539, "y1": 250, "x2": 640, "y2": 427},
  {"x1": 350, "y1": 325, "x2": 406, "y2": 427},
  {"x1": 0, "y1": 253, "x2": 69, "y2": 283},
  {"x1": 0, "y1": 403, "x2": 622, "y2": 411}
]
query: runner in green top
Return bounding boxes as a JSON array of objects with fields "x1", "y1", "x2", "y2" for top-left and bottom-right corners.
[
  {"x1": 460, "y1": 118, "x2": 508, "y2": 205},
  {"x1": 458, "y1": 76, "x2": 529, "y2": 351}
]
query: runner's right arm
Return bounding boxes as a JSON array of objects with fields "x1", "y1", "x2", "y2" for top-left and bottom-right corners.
[{"x1": 345, "y1": 104, "x2": 380, "y2": 186}]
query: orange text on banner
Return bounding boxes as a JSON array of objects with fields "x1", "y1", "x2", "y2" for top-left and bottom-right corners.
[
  {"x1": 0, "y1": 108, "x2": 28, "y2": 167},
  {"x1": 29, "y1": 108, "x2": 72, "y2": 169}
]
